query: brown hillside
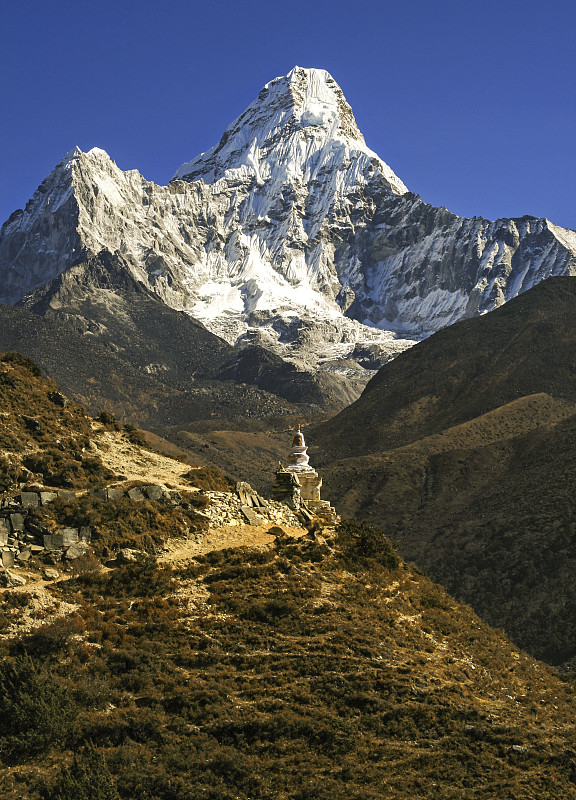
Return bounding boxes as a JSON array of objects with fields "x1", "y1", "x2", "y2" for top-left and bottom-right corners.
[
  {"x1": 2, "y1": 356, "x2": 576, "y2": 797},
  {"x1": 2, "y1": 528, "x2": 576, "y2": 799},
  {"x1": 315, "y1": 276, "x2": 576, "y2": 461}
]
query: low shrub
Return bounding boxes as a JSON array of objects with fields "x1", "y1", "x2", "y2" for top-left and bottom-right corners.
[
  {"x1": 336, "y1": 519, "x2": 400, "y2": 570},
  {"x1": 39, "y1": 743, "x2": 121, "y2": 800},
  {"x1": 96, "y1": 558, "x2": 175, "y2": 599},
  {"x1": 123, "y1": 424, "x2": 147, "y2": 447},
  {"x1": 1, "y1": 351, "x2": 42, "y2": 377},
  {"x1": 0, "y1": 453, "x2": 23, "y2": 491},
  {"x1": 22, "y1": 448, "x2": 115, "y2": 488},
  {"x1": 0, "y1": 655, "x2": 78, "y2": 762},
  {"x1": 97, "y1": 410, "x2": 122, "y2": 430},
  {"x1": 244, "y1": 597, "x2": 298, "y2": 623},
  {"x1": 184, "y1": 465, "x2": 236, "y2": 492},
  {"x1": 13, "y1": 614, "x2": 86, "y2": 658}
]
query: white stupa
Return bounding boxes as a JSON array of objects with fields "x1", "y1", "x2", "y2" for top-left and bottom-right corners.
[{"x1": 272, "y1": 425, "x2": 336, "y2": 522}]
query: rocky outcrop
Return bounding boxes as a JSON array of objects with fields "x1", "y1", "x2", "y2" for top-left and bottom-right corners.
[{"x1": 0, "y1": 489, "x2": 92, "y2": 571}]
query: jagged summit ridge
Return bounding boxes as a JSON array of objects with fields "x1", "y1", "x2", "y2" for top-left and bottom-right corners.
[{"x1": 174, "y1": 66, "x2": 408, "y2": 196}]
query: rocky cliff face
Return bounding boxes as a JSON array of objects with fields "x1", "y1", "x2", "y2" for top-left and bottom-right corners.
[{"x1": 1, "y1": 66, "x2": 575, "y2": 377}]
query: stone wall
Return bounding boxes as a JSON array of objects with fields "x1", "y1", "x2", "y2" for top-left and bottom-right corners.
[{"x1": 0, "y1": 480, "x2": 304, "y2": 586}]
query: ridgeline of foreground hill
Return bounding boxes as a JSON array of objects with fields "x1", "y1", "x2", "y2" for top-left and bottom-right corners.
[{"x1": 312, "y1": 277, "x2": 576, "y2": 666}]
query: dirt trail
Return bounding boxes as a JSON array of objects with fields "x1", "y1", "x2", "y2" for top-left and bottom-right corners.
[
  {"x1": 3, "y1": 522, "x2": 308, "y2": 638},
  {"x1": 159, "y1": 523, "x2": 307, "y2": 565}
]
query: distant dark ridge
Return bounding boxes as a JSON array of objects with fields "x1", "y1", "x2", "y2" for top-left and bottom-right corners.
[
  {"x1": 0, "y1": 251, "x2": 353, "y2": 423},
  {"x1": 315, "y1": 276, "x2": 576, "y2": 462}
]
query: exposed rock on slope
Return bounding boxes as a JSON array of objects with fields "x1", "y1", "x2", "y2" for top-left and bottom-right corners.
[{"x1": 0, "y1": 250, "x2": 356, "y2": 422}]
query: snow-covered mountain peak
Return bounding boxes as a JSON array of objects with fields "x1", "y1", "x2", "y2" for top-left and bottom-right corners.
[
  {"x1": 1, "y1": 67, "x2": 575, "y2": 392},
  {"x1": 19, "y1": 145, "x2": 125, "y2": 223},
  {"x1": 173, "y1": 66, "x2": 408, "y2": 196},
  {"x1": 62, "y1": 145, "x2": 83, "y2": 164},
  {"x1": 267, "y1": 66, "x2": 365, "y2": 142},
  {"x1": 57, "y1": 145, "x2": 112, "y2": 170}
]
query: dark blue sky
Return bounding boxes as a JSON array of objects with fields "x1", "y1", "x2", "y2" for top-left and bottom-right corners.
[{"x1": 1, "y1": 0, "x2": 574, "y2": 229}]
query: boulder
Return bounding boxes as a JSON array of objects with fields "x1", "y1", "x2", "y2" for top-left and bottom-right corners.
[
  {"x1": 80, "y1": 526, "x2": 92, "y2": 542},
  {"x1": 236, "y1": 481, "x2": 258, "y2": 506},
  {"x1": 240, "y1": 506, "x2": 262, "y2": 526},
  {"x1": 143, "y1": 484, "x2": 165, "y2": 501},
  {"x1": 20, "y1": 491, "x2": 40, "y2": 508},
  {"x1": 65, "y1": 542, "x2": 90, "y2": 560},
  {"x1": 17, "y1": 549, "x2": 31, "y2": 562},
  {"x1": 0, "y1": 569, "x2": 26, "y2": 587},
  {"x1": 40, "y1": 491, "x2": 58, "y2": 505},
  {"x1": 10, "y1": 513, "x2": 25, "y2": 532},
  {"x1": 44, "y1": 533, "x2": 64, "y2": 550},
  {"x1": 43, "y1": 567, "x2": 60, "y2": 580},
  {"x1": 61, "y1": 528, "x2": 79, "y2": 546},
  {"x1": 117, "y1": 548, "x2": 143, "y2": 563},
  {"x1": 128, "y1": 487, "x2": 146, "y2": 501},
  {"x1": 107, "y1": 487, "x2": 125, "y2": 501},
  {"x1": 1, "y1": 550, "x2": 15, "y2": 568},
  {"x1": 58, "y1": 490, "x2": 77, "y2": 502}
]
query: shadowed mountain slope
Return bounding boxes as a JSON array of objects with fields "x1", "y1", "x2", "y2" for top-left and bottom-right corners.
[
  {"x1": 315, "y1": 276, "x2": 576, "y2": 460},
  {"x1": 0, "y1": 252, "x2": 353, "y2": 425}
]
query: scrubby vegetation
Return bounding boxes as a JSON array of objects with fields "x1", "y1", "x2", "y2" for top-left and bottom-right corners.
[
  {"x1": 97, "y1": 410, "x2": 122, "y2": 430},
  {"x1": 0, "y1": 350, "x2": 112, "y2": 490},
  {"x1": 184, "y1": 464, "x2": 236, "y2": 492},
  {"x1": 0, "y1": 655, "x2": 78, "y2": 763},
  {"x1": 336, "y1": 518, "x2": 400, "y2": 570},
  {"x1": 122, "y1": 424, "x2": 147, "y2": 448},
  {"x1": 37, "y1": 493, "x2": 209, "y2": 557},
  {"x1": 22, "y1": 448, "x2": 116, "y2": 488},
  {"x1": 1, "y1": 532, "x2": 576, "y2": 799},
  {"x1": 315, "y1": 279, "x2": 576, "y2": 670},
  {"x1": 2, "y1": 348, "x2": 576, "y2": 797}
]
